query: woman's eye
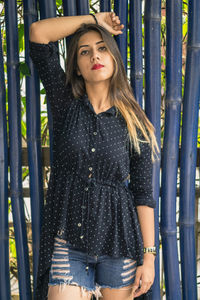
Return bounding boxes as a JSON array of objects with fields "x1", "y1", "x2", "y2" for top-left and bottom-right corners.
[
  {"x1": 99, "y1": 46, "x2": 107, "y2": 51},
  {"x1": 80, "y1": 50, "x2": 88, "y2": 55}
]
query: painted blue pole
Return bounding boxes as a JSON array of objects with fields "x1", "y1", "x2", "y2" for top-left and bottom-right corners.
[
  {"x1": 160, "y1": 1, "x2": 182, "y2": 299},
  {"x1": 100, "y1": 0, "x2": 111, "y2": 12},
  {"x1": 23, "y1": 0, "x2": 44, "y2": 293},
  {"x1": 144, "y1": 1, "x2": 161, "y2": 299},
  {"x1": 62, "y1": 0, "x2": 77, "y2": 49},
  {"x1": 179, "y1": 0, "x2": 199, "y2": 299},
  {"x1": 129, "y1": 0, "x2": 143, "y2": 107},
  {"x1": 62, "y1": 0, "x2": 77, "y2": 16},
  {"x1": 5, "y1": 0, "x2": 32, "y2": 299},
  {"x1": 37, "y1": 0, "x2": 57, "y2": 167},
  {"x1": 114, "y1": 0, "x2": 128, "y2": 71},
  {"x1": 0, "y1": 25, "x2": 11, "y2": 300},
  {"x1": 76, "y1": 0, "x2": 89, "y2": 15}
]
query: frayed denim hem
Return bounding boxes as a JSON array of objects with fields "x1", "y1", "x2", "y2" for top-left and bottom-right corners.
[
  {"x1": 96, "y1": 282, "x2": 134, "y2": 291},
  {"x1": 48, "y1": 282, "x2": 103, "y2": 300}
]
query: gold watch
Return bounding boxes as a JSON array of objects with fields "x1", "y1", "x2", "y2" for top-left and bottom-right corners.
[{"x1": 144, "y1": 246, "x2": 157, "y2": 256}]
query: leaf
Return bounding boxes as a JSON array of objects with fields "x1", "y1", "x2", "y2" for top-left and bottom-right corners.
[
  {"x1": 21, "y1": 120, "x2": 27, "y2": 139},
  {"x1": 21, "y1": 96, "x2": 26, "y2": 108},
  {"x1": 18, "y1": 23, "x2": 24, "y2": 53},
  {"x1": 56, "y1": 0, "x2": 62, "y2": 7},
  {"x1": 40, "y1": 88, "x2": 46, "y2": 94},
  {"x1": 19, "y1": 61, "x2": 31, "y2": 77},
  {"x1": 10, "y1": 238, "x2": 17, "y2": 258}
]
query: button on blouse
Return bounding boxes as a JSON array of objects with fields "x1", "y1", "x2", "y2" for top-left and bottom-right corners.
[{"x1": 29, "y1": 40, "x2": 156, "y2": 300}]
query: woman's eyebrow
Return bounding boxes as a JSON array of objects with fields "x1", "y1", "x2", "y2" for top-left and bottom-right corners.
[{"x1": 78, "y1": 40, "x2": 104, "y2": 49}]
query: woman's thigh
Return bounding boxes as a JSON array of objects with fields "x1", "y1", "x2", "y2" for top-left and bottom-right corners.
[
  {"x1": 48, "y1": 285, "x2": 92, "y2": 300},
  {"x1": 100, "y1": 284, "x2": 134, "y2": 300},
  {"x1": 47, "y1": 237, "x2": 98, "y2": 300},
  {"x1": 96, "y1": 256, "x2": 137, "y2": 300}
]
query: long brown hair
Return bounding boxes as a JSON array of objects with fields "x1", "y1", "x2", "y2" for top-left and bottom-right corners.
[{"x1": 65, "y1": 23, "x2": 159, "y2": 161}]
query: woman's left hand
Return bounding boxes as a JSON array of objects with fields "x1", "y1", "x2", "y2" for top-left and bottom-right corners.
[
  {"x1": 95, "y1": 12, "x2": 124, "y2": 35},
  {"x1": 132, "y1": 255, "x2": 155, "y2": 298}
]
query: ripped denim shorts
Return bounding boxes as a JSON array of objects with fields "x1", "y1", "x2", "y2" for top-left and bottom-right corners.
[{"x1": 48, "y1": 236, "x2": 137, "y2": 299}]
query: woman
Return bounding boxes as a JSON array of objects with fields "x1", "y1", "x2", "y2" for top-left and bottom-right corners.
[{"x1": 29, "y1": 11, "x2": 159, "y2": 300}]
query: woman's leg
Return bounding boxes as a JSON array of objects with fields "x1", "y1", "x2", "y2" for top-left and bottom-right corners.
[
  {"x1": 48, "y1": 285, "x2": 92, "y2": 300},
  {"x1": 100, "y1": 284, "x2": 134, "y2": 300},
  {"x1": 96, "y1": 256, "x2": 137, "y2": 300},
  {"x1": 48, "y1": 237, "x2": 98, "y2": 300}
]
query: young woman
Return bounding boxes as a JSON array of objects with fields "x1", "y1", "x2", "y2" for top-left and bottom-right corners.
[{"x1": 29, "y1": 11, "x2": 159, "y2": 300}]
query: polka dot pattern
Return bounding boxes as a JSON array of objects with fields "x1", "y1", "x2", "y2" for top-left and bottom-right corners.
[{"x1": 29, "y1": 40, "x2": 156, "y2": 300}]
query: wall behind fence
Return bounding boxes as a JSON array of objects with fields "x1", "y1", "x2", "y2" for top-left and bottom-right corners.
[{"x1": 0, "y1": 0, "x2": 199, "y2": 299}]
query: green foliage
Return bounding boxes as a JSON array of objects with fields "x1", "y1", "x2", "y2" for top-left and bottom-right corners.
[
  {"x1": 18, "y1": 23, "x2": 24, "y2": 53},
  {"x1": 19, "y1": 62, "x2": 31, "y2": 77}
]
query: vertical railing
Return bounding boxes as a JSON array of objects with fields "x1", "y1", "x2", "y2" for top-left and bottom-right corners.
[
  {"x1": 37, "y1": 0, "x2": 57, "y2": 166},
  {"x1": 0, "y1": 25, "x2": 11, "y2": 300},
  {"x1": 23, "y1": 0, "x2": 44, "y2": 293},
  {"x1": 63, "y1": 0, "x2": 77, "y2": 17},
  {"x1": 100, "y1": 0, "x2": 111, "y2": 12},
  {"x1": 114, "y1": 0, "x2": 128, "y2": 71},
  {"x1": 129, "y1": 0, "x2": 143, "y2": 107},
  {"x1": 160, "y1": 1, "x2": 182, "y2": 299},
  {"x1": 5, "y1": 0, "x2": 32, "y2": 299},
  {"x1": 179, "y1": 0, "x2": 199, "y2": 299},
  {"x1": 144, "y1": 1, "x2": 161, "y2": 299},
  {"x1": 76, "y1": 0, "x2": 89, "y2": 15}
]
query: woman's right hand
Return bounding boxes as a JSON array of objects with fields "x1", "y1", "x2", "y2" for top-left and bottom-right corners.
[{"x1": 95, "y1": 12, "x2": 124, "y2": 35}]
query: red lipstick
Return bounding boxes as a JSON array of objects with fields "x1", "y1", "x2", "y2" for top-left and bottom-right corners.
[{"x1": 92, "y1": 64, "x2": 104, "y2": 70}]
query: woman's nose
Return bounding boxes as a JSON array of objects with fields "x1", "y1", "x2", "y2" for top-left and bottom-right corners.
[{"x1": 90, "y1": 49, "x2": 100, "y2": 61}]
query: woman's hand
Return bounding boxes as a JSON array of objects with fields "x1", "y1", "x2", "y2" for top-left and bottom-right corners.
[
  {"x1": 132, "y1": 255, "x2": 155, "y2": 298},
  {"x1": 95, "y1": 12, "x2": 124, "y2": 35}
]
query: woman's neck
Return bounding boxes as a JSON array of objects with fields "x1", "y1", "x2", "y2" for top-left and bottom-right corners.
[{"x1": 85, "y1": 81, "x2": 111, "y2": 111}]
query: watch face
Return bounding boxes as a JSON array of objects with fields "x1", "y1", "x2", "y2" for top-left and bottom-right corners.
[{"x1": 144, "y1": 247, "x2": 156, "y2": 255}]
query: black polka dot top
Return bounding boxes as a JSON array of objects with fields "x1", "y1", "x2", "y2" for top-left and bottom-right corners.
[{"x1": 29, "y1": 40, "x2": 156, "y2": 300}]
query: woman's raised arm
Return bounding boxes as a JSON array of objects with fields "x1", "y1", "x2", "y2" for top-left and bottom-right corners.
[{"x1": 29, "y1": 12, "x2": 124, "y2": 44}]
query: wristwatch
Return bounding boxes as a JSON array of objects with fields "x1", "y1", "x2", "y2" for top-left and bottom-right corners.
[{"x1": 144, "y1": 246, "x2": 157, "y2": 256}]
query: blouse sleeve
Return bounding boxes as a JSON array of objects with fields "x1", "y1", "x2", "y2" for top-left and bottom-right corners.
[
  {"x1": 128, "y1": 133, "x2": 156, "y2": 208},
  {"x1": 29, "y1": 40, "x2": 72, "y2": 121}
]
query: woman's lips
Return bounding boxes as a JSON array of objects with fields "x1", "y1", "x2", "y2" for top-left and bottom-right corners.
[{"x1": 91, "y1": 64, "x2": 104, "y2": 70}]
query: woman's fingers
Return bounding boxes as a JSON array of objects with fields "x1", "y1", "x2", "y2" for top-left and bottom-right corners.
[
  {"x1": 132, "y1": 268, "x2": 141, "y2": 295},
  {"x1": 95, "y1": 12, "x2": 124, "y2": 35},
  {"x1": 134, "y1": 281, "x2": 152, "y2": 297},
  {"x1": 132, "y1": 266, "x2": 153, "y2": 298}
]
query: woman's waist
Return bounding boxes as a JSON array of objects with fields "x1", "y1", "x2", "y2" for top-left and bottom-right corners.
[{"x1": 57, "y1": 168, "x2": 129, "y2": 190}]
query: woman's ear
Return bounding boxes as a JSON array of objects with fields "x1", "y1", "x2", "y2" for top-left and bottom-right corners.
[{"x1": 77, "y1": 67, "x2": 81, "y2": 76}]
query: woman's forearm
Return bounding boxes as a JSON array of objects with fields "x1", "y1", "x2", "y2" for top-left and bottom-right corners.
[
  {"x1": 136, "y1": 206, "x2": 155, "y2": 248},
  {"x1": 29, "y1": 15, "x2": 96, "y2": 44}
]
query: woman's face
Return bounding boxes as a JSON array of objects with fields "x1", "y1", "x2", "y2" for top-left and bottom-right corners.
[{"x1": 76, "y1": 31, "x2": 114, "y2": 84}]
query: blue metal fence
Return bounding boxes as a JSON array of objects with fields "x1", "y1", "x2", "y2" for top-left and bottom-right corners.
[
  {"x1": 160, "y1": 1, "x2": 182, "y2": 299},
  {"x1": 4, "y1": 1, "x2": 32, "y2": 299},
  {"x1": 179, "y1": 0, "x2": 199, "y2": 299},
  {"x1": 0, "y1": 0, "x2": 198, "y2": 299}
]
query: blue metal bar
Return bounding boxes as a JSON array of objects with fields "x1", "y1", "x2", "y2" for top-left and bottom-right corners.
[
  {"x1": 4, "y1": 1, "x2": 32, "y2": 299},
  {"x1": 0, "y1": 25, "x2": 11, "y2": 300},
  {"x1": 144, "y1": 1, "x2": 161, "y2": 299},
  {"x1": 100, "y1": 0, "x2": 111, "y2": 12},
  {"x1": 62, "y1": 0, "x2": 77, "y2": 16},
  {"x1": 62, "y1": 0, "x2": 77, "y2": 48},
  {"x1": 179, "y1": 0, "x2": 199, "y2": 298},
  {"x1": 38, "y1": 0, "x2": 57, "y2": 166},
  {"x1": 23, "y1": 0, "x2": 44, "y2": 293},
  {"x1": 114, "y1": 0, "x2": 128, "y2": 71},
  {"x1": 76, "y1": 0, "x2": 89, "y2": 15},
  {"x1": 160, "y1": 1, "x2": 182, "y2": 299},
  {"x1": 38, "y1": 0, "x2": 56, "y2": 20},
  {"x1": 130, "y1": 0, "x2": 143, "y2": 107}
]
